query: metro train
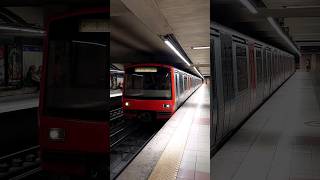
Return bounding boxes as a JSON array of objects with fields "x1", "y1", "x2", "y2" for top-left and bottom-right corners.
[
  {"x1": 39, "y1": 8, "x2": 108, "y2": 178},
  {"x1": 211, "y1": 23, "x2": 296, "y2": 154},
  {"x1": 122, "y1": 64, "x2": 202, "y2": 121}
]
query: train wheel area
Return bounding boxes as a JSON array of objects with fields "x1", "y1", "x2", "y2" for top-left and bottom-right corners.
[{"x1": 117, "y1": 84, "x2": 210, "y2": 180}]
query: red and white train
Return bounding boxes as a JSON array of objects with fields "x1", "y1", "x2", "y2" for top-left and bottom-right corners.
[{"x1": 122, "y1": 64, "x2": 202, "y2": 121}]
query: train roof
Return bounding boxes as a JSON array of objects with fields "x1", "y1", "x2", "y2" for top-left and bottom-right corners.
[
  {"x1": 124, "y1": 63, "x2": 202, "y2": 80},
  {"x1": 124, "y1": 63, "x2": 172, "y2": 69},
  {"x1": 211, "y1": 22, "x2": 294, "y2": 58}
]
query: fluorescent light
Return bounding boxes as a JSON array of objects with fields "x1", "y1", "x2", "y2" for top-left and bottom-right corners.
[
  {"x1": 110, "y1": 69, "x2": 124, "y2": 73},
  {"x1": 267, "y1": 17, "x2": 301, "y2": 56},
  {"x1": 284, "y1": 5, "x2": 320, "y2": 9},
  {"x1": 0, "y1": 26, "x2": 45, "y2": 34},
  {"x1": 193, "y1": 67, "x2": 204, "y2": 79},
  {"x1": 164, "y1": 40, "x2": 191, "y2": 66},
  {"x1": 72, "y1": 40, "x2": 106, "y2": 47},
  {"x1": 239, "y1": 0, "x2": 258, "y2": 14},
  {"x1": 191, "y1": 46, "x2": 210, "y2": 50}
]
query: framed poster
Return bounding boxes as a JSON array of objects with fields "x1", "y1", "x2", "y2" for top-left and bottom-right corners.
[{"x1": 7, "y1": 45, "x2": 22, "y2": 86}]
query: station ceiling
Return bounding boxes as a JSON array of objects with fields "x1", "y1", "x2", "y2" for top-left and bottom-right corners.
[
  {"x1": 0, "y1": 0, "x2": 209, "y2": 76},
  {"x1": 111, "y1": 0, "x2": 210, "y2": 77},
  {"x1": 0, "y1": 0, "x2": 105, "y2": 6},
  {"x1": 212, "y1": 0, "x2": 320, "y2": 55},
  {"x1": 0, "y1": 0, "x2": 107, "y2": 37}
]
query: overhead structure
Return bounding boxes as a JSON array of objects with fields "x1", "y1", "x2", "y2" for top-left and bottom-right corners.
[
  {"x1": 212, "y1": 0, "x2": 312, "y2": 56},
  {"x1": 111, "y1": 0, "x2": 209, "y2": 77}
]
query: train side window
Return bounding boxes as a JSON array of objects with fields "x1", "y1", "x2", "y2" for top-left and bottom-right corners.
[
  {"x1": 184, "y1": 76, "x2": 188, "y2": 91},
  {"x1": 179, "y1": 73, "x2": 184, "y2": 93},
  {"x1": 175, "y1": 73, "x2": 179, "y2": 96},
  {"x1": 256, "y1": 49, "x2": 263, "y2": 83},
  {"x1": 236, "y1": 45, "x2": 248, "y2": 92}
]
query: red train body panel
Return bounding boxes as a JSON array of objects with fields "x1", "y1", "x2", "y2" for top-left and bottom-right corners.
[
  {"x1": 39, "y1": 117, "x2": 108, "y2": 153},
  {"x1": 38, "y1": 8, "x2": 108, "y2": 177}
]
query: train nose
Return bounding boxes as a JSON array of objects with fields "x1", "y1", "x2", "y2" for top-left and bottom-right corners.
[{"x1": 137, "y1": 112, "x2": 153, "y2": 122}]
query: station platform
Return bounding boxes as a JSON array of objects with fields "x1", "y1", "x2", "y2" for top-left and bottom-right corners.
[
  {"x1": 111, "y1": 89, "x2": 122, "y2": 98},
  {"x1": 117, "y1": 84, "x2": 210, "y2": 180},
  {"x1": 212, "y1": 72, "x2": 320, "y2": 180},
  {"x1": 0, "y1": 93, "x2": 39, "y2": 113}
]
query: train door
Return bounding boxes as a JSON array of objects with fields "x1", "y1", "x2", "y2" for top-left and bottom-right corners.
[
  {"x1": 255, "y1": 46, "x2": 263, "y2": 106},
  {"x1": 262, "y1": 48, "x2": 268, "y2": 99},
  {"x1": 270, "y1": 50, "x2": 274, "y2": 91},
  {"x1": 179, "y1": 72, "x2": 184, "y2": 102},
  {"x1": 211, "y1": 35, "x2": 217, "y2": 149},
  {"x1": 267, "y1": 50, "x2": 272, "y2": 95},
  {"x1": 264, "y1": 48, "x2": 271, "y2": 98},
  {"x1": 220, "y1": 33, "x2": 235, "y2": 136},
  {"x1": 248, "y1": 42, "x2": 256, "y2": 111},
  {"x1": 276, "y1": 51, "x2": 279, "y2": 88},
  {"x1": 175, "y1": 72, "x2": 180, "y2": 108},
  {"x1": 233, "y1": 39, "x2": 249, "y2": 123},
  {"x1": 211, "y1": 29, "x2": 225, "y2": 144}
]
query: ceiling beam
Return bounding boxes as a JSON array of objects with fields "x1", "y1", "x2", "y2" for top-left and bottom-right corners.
[{"x1": 258, "y1": 7, "x2": 320, "y2": 18}]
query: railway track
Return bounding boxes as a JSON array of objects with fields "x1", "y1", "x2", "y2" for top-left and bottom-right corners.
[
  {"x1": 110, "y1": 121, "x2": 161, "y2": 180},
  {"x1": 1, "y1": 106, "x2": 159, "y2": 180},
  {"x1": 0, "y1": 146, "x2": 40, "y2": 180},
  {"x1": 110, "y1": 107, "x2": 123, "y2": 122}
]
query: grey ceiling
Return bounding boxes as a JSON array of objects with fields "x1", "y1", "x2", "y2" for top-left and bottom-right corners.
[
  {"x1": 212, "y1": 0, "x2": 320, "y2": 54},
  {"x1": 0, "y1": 0, "x2": 210, "y2": 76},
  {"x1": 111, "y1": 0, "x2": 210, "y2": 76}
]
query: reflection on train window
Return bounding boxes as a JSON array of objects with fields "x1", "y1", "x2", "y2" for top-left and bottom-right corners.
[
  {"x1": 256, "y1": 49, "x2": 263, "y2": 83},
  {"x1": 43, "y1": 14, "x2": 108, "y2": 120},
  {"x1": 179, "y1": 74, "x2": 184, "y2": 93},
  {"x1": 236, "y1": 45, "x2": 248, "y2": 92},
  {"x1": 124, "y1": 66, "x2": 172, "y2": 100},
  {"x1": 267, "y1": 51, "x2": 271, "y2": 79},
  {"x1": 45, "y1": 38, "x2": 107, "y2": 119},
  {"x1": 175, "y1": 74, "x2": 179, "y2": 96},
  {"x1": 184, "y1": 76, "x2": 188, "y2": 91}
]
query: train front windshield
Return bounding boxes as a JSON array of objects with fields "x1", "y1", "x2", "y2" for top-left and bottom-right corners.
[
  {"x1": 124, "y1": 66, "x2": 172, "y2": 100},
  {"x1": 44, "y1": 14, "x2": 108, "y2": 120}
]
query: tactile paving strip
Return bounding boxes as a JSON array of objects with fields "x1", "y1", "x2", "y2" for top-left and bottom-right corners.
[{"x1": 148, "y1": 88, "x2": 204, "y2": 180}]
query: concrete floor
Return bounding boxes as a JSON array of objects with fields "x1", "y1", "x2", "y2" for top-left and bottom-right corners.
[
  {"x1": 0, "y1": 93, "x2": 38, "y2": 113},
  {"x1": 212, "y1": 72, "x2": 320, "y2": 180}
]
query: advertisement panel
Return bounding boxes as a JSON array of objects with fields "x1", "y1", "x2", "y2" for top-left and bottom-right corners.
[{"x1": 7, "y1": 45, "x2": 22, "y2": 86}]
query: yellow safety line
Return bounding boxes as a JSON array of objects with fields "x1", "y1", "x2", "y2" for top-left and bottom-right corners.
[{"x1": 148, "y1": 87, "x2": 203, "y2": 180}]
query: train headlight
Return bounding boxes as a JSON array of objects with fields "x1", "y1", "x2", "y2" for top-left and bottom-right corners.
[
  {"x1": 163, "y1": 104, "x2": 170, "y2": 108},
  {"x1": 49, "y1": 128, "x2": 65, "y2": 141},
  {"x1": 125, "y1": 102, "x2": 130, "y2": 107}
]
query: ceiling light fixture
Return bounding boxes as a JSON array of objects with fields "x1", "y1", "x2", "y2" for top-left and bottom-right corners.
[
  {"x1": 283, "y1": 5, "x2": 320, "y2": 9},
  {"x1": 0, "y1": 26, "x2": 45, "y2": 34},
  {"x1": 267, "y1": 17, "x2": 301, "y2": 56},
  {"x1": 110, "y1": 69, "x2": 124, "y2": 73},
  {"x1": 191, "y1": 46, "x2": 210, "y2": 50},
  {"x1": 193, "y1": 67, "x2": 204, "y2": 79},
  {"x1": 164, "y1": 40, "x2": 191, "y2": 66},
  {"x1": 239, "y1": 0, "x2": 258, "y2": 14}
]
